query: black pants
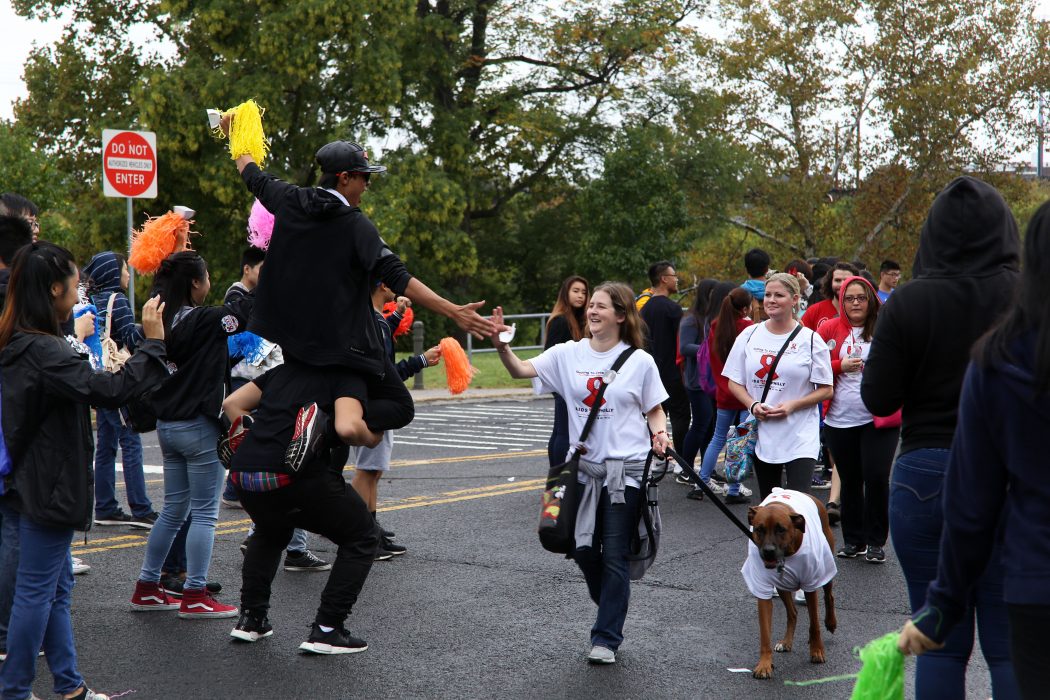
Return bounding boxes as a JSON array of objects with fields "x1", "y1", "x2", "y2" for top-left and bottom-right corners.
[
  {"x1": 1008, "y1": 603, "x2": 1050, "y2": 699},
  {"x1": 824, "y1": 422, "x2": 898, "y2": 548},
  {"x1": 236, "y1": 470, "x2": 379, "y2": 628},
  {"x1": 661, "y1": 378, "x2": 691, "y2": 454},
  {"x1": 548, "y1": 393, "x2": 570, "y2": 467},
  {"x1": 364, "y1": 357, "x2": 415, "y2": 432},
  {"x1": 754, "y1": 456, "x2": 815, "y2": 500}
]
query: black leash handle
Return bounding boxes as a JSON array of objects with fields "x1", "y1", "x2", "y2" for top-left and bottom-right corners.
[{"x1": 660, "y1": 447, "x2": 754, "y2": 541}]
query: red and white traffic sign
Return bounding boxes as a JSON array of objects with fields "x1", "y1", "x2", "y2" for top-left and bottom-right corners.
[{"x1": 102, "y1": 129, "x2": 157, "y2": 198}]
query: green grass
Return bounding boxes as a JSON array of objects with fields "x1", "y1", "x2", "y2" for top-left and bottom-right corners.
[{"x1": 397, "y1": 347, "x2": 543, "y2": 390}]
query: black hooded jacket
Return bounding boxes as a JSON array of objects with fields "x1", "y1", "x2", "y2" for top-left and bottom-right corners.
[
  {"x1": 0, "y1": 333, "x2": 168, "y2": 529},
  {"x1": 861, "y1": 177, "x2": 1020, "y2": 452},
  {"x1": 82, "y1": 251, "x2": 143, "y2": 350},
  {"x1": 241, "y1": 164, "x2": 413, "y2": 374}
]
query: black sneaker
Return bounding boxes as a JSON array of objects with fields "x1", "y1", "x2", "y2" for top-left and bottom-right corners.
[
  {"x1": 161, "y1": 574, "x2": 222, "y2": 597},
  {"x1": 284, "y1": 403, "x2": 328, "y2": 472},
  {"x1": 710, "y1": 471, "x2": 727, "y2": 484},
  {"x1": 837, "y1": 543, "x2": 866, "y2": 559},
  {"x1": 724, "y1": 493, "x2": 751, "y2": 504},
  {"x1": 231, "y1": 611, "x2": 273, "y2": 643},
  {"x1": 284, "y1": 550, "x2": 332, "y2": 572},
  {"x1": 94, "y1": 509, "x2": 132, "y2": 526},
  {"x1": 128, "y1": 512, "x2": 159, "y2": 530},
  {"x1": 374, "y1": 548, "x2": 394, "y2": 562},
  {"x1": 240, "y1": 537, "x2": 250, "y2": 553},
  {"x1": 865, "y1": 545, "x2": 886, "y2": 564},
  {"x1": 377, "y1": 537, "x2": 406, "y2": 557},
  {"x1": 298, "y1": 623, "x2": 367, "y2": 655}
]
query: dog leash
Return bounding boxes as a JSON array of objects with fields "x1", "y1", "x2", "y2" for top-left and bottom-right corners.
[{"x1": 662, "y1": 447, "x2": 753, "y2": 540}]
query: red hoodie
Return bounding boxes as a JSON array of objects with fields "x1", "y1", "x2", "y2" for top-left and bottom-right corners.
[{"x1": 815, "y1": 275, "x2": 881, "y2": 375}]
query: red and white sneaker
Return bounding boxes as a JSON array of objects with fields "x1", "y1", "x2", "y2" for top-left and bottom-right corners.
[
  {"x1": 130, "y1": 580, "x2": 179, "y2": 611},
  {"x1": 178, "y1": 588, "x2": 238, "y2": 619},
  {"x1": 283, "y1": 402, "x2": 328, "y2": 472}
]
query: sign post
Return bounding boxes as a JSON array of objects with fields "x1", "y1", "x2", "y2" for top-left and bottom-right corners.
[{"x1": 102, "y1": 129, "x2": 157, "y2": 312}]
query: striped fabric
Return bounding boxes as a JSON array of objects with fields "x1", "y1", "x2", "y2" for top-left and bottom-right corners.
[{"x1": 230, "y1": 471, "x2": 292, "y2": 492}]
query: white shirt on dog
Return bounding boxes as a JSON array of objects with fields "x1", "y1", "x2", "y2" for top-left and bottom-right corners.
[{"x1": 741, "y1": 488, "x2": 838, "y2": 599}]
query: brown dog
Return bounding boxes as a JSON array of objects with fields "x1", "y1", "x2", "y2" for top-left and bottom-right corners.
[{"x1": 742, "y1": 489, "x2": 838, "y2": 680}]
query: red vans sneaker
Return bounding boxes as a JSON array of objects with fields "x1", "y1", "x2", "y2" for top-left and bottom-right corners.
[
  {"x1": 178, "y1": 588, "x2": 238, "y2": 619},
  {"x1": 130, "y1": 580, "x2": 179, "y2": 611}
]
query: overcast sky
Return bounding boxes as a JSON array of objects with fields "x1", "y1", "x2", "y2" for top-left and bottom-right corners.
[{"x1": 3, "y1": 0, "x2": 1050, "y2": 156}]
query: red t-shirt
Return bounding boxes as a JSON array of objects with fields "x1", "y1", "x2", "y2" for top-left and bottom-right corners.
[{"x1": 801, "y1": 299, "x2": 838, "y2": 331}]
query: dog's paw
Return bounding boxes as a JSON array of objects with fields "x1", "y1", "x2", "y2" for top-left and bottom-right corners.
[
  {"x1": 752, "y1": 660, "x2": 774, "y2": 679},
  {"x1": 774, "y1": 641, "x2": 792, "y2": 653},
  {"x1": 825, "y1": 612, "x2": 837, "y2": 634},
  {"x1": 809, "y1": 647, "x2": 826, "y2": 664}
]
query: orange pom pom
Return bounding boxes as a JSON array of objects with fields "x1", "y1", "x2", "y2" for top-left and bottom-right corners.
[
  {"x1": 381, "y1": 302, "x2": 414, "y2": 338},
  {"x1": 439, "y1": 337, "x2": 476, "y2": 395},
  {"x1": 129, "y1": 212, "x2": 194, "y2": 274}
]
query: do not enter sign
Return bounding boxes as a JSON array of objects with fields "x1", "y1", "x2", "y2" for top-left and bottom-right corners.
[{"x1": 102, "y1": 129, "x2": 157, "y2": 198}]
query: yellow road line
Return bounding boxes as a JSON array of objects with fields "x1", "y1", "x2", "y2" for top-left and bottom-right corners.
[
  {"x1": 133, "y1": 449, "x2": 547, "y2": 486},
  {"x1": 74, "y1": 478, "x2": 546, "y2": 554}
]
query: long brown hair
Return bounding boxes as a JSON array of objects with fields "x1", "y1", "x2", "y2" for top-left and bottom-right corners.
[
  {"x1": 547, "y1": 275, "x2": 589, "y2": 341},
  {"x1": 842, "y1": 279, "x2": 879, "y2": 342},
  {"x1": 592, "y1": 281, "x2": 645, "y2": 349},
  {"x1": 714, "y1": 287, "x2": 753, "y2": 361}
]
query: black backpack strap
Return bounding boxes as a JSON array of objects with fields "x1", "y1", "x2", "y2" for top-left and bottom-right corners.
[
  {"x1": 575, "y1": 346, "x2": 637, "y2": 455},
  {"x1": 759, "y1": 324, "x2": 803, "y2": 404}
]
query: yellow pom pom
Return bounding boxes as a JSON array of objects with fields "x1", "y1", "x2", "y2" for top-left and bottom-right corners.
[{"x1": 215, "y1": 99, "x2": 269, "y2": 165}]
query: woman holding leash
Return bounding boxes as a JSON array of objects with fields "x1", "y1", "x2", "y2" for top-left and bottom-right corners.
[
  {"x1": 816, "y1": 276, "x2": 898, "y2": 564},
  {"x1": 489, "y1": 282, "x2": 669, "y2": 665},
  {"x1": 724, "y1": 273, "x2": 833, "y2": 500},
  {"x1": 0, "y1": 242, "x2": 168, "y2": 700}
]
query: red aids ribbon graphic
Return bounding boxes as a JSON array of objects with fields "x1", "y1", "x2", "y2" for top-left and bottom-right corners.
[
  {"x1": 755, "y1": 353, "x2": 779, "y2": 380},
  {"x1": 582, "y1": 376, "x2": 606, "y2": 408}
]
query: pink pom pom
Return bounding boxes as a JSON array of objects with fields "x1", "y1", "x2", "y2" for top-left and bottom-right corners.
[{"x1": 247, "y1": 199, "x2": 275, "y2": 250}]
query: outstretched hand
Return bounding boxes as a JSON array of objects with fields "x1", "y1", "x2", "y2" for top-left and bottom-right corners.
[
  {"x1": 488, "y1": 306, "x2": 514, "y2": 347},
  {"x1": 142, "y1": 296, "x2": 166, "y2": 341},
  {"x1": 453, "y1": 300, "x2": 497, "y2": 340}
]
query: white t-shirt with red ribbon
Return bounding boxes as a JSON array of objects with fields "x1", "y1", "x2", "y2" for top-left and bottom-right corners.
[{"x1": 722, "y1": 322, "x2": 833, "y2": 464}]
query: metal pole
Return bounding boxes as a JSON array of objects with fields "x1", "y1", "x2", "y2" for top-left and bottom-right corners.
[
  {"x1": 412, "y1": 321, "x2": 425, "y2": 390},
  {"x1": 126, "y1": 197, "x2": 135, "y2": 315},
  {"x1": 1039, "y1": 94, "x2": 1045, "y2": 179},
  {"x1": 466, "y1": 330, "x2": 473, "y2": 364}
]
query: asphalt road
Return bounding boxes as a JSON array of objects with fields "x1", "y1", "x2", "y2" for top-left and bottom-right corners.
[{"x1": 29, "y1": 398, "x2": 993, "y2": 699}]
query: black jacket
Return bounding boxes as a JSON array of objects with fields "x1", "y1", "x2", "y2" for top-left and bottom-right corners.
[
  {"x1": 862, "y1": 177, "x2": 1020, "y2": 452},
  {"x1": 150, "y1": 296, "x2": 254, "y2": 424},
  {"x1": 640, "y1": 295, "x2": 684, "y2": 386},
  {"x1": 0, "y1": 333, "x2": 168, "y2": 529},
  {"x1": 241, "y1": 163, "x2": 413, "y2": 374}
]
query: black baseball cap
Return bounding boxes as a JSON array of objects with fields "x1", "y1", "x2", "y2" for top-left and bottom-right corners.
[{"x1": 315, "y1": 140, "x2": 386, "y2": 174}]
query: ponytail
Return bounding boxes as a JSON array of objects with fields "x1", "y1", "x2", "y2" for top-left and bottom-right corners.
[{"x1": 714, "y1": 287, "x2": 753, "y2": 361}]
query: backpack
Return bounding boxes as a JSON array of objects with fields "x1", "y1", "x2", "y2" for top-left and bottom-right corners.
[
  {"x1": 0, "y1": 375, "x2": 12, "y2": 496},
  {"x1": 695, "y1": 322, "x2": 717, "y2": 394}
]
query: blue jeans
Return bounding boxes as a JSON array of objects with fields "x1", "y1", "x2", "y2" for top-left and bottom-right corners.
[
  {"x1": 572, "y1": 486, "x2": 639, "y2": 651},
  {"x1": 93, "y1": 407, "x2": 152, "y2": 517},
  {"x1": 681, "y1": 388, "x2": 715, "y2": 468},
  {"x1": 699, "y1": 409, "x2": 744, "y2": 496},
  {"x1": 139, "y1": 417, "x2": 224, "y2": 590},
  {"x1": 547, "y1": 394, "x2": 570, "y2": 467},
  {"x1": 0, "y1": 518, "x2": 83, "y2": 700},
  {"x1": 0, "y1": 500, "x2": 20, "y2": 651},
  {"x1": 889, "y1": 448, "x2": 1018, "y2": 700}
]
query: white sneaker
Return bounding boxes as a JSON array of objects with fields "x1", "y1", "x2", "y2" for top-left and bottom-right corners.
[
  {"x1": 703, "y1": 479, "x2": 727, "y2": 496},
  {"x1": 72, "y1": 558, "x2": 90, "y2": 575},
  {"x1": 738, "y1": 484, "x2": 753, "y2": 497},
  {"x1": 587, "y1": 645, "x2": 616, "y2": 664}
]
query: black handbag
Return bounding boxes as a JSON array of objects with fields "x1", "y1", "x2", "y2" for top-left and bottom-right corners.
[{"x1": 538, "y1": 346, "x2": 636, "y2": 554}]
